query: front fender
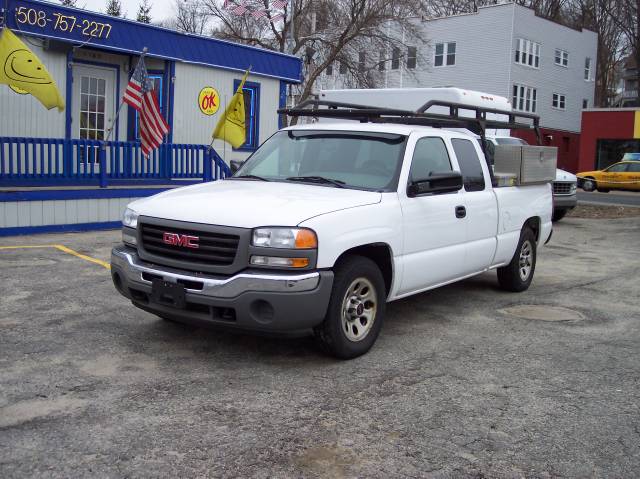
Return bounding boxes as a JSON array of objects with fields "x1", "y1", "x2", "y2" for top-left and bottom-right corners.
[{"x1": 299, "y1": 195, "x2": 403, "y2": 270}]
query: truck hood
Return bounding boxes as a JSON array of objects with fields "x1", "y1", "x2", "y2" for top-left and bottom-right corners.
[
  {"x1": 555, "y1": 168, "x2": 577, "y2": 182},
  {"x1": 130, "y1": 180, "x2": 382, "y2": 228}
]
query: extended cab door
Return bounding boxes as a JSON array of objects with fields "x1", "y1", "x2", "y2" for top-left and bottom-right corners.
[
  {"x1": 450, "y1": 138, "x2": 499, "y2": 275},
  {"x1": 397, "y1": 135, "x2": 467, "y2": 296}
]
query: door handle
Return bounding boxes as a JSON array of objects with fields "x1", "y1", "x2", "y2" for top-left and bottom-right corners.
[{"x1": 455, "y1": 206, "x2": 466, "y2": 219}]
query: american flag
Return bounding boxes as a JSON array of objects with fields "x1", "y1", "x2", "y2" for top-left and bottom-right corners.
[
  {"x1": 251, "y1": 8, "x2": 267, "y2": 19},
  {"x1": 231, "y1": 3, "x2": 247, "y2": 15},
  {"x1": 123, "y1": 56, "x2": 169, "y2": 158},
  {"x1": 271, "y1": 0, "x2": 288, "y2": 9}
]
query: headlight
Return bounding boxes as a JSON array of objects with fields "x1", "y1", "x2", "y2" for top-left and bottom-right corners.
[
  {"x1": 570, "y1": 183, "x2": 577, "y2": 194},
  {"x1": 252, "y1": 228, "x2": 317, "y2": 249},
  {"x1": 122, "y1": 208, "x2": 139, "y2": 228}
]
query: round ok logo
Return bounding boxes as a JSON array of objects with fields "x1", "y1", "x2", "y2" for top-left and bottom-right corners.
[{"x1": 198, "y1": 87, "x2": 220, "y2": 116}]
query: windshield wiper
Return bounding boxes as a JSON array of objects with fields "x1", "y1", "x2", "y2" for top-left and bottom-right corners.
[
  {"x1": 233, "y1": 174, "x2": 269, "y2": 181},
  {"x1": 286, "y1": 176, "x2": 346, "y2": 188}
]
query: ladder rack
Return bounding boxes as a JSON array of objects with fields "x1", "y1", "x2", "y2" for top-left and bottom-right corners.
[{"x1": 278, "y1": 99, "x2": 542, "y2": 145}]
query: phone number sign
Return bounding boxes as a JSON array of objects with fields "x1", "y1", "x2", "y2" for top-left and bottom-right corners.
[{"x1": 6, "y1": 0, "x2": 122, "y2": 47}]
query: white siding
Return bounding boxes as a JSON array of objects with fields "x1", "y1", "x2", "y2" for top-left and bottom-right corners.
[
  {"x1": 0, "y1": 38, "x2": 67, "y2": 138},
  {"x1": 510, "y1": 6, "x2": 598, "y2": 132},
  {"x1": 320, "y1": 3, "x2": 597, "y2": 134},
  {"x1": 0, "y1": 197, "x2": 139, "y2": 228},
  {"x1": 172, "y1": 63, "x2": 282, "y2": 165}
]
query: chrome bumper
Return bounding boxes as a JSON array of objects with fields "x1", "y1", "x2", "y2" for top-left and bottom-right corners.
[{"x1": 111, "y1": 245, "x2": 321, "y2": 299}]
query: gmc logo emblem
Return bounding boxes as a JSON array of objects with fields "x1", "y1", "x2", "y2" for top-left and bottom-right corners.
[{"x1": 162, "y1": 232, "x2": 200, "y2": 249}]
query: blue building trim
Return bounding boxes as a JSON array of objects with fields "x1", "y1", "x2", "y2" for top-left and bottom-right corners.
[
  {"x1": 7, "y1": 0, "x2": 302, "y2": 83},
  {"x1": 0, "y1": 187, "x2": 175, "y2": 202},
  {"x1": 0, "y1": 221, "x2": 122, "y2": 237},
  {"x1": 167, "y1": 60, "x2": 176, "y2": 144},
  {"x1": 233, "y1": 79, "x2": 261, "y2": 152},
  {"x1": 65, "y1": 50, "x2": 73, "y2": 141},
  {"x1": 278, "y1": 80, "x2": 287, "y2": 129}
]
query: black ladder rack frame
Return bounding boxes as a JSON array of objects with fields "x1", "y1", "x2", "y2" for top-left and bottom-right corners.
[{"x1": 278, "y1": 99, "x2": 542, "y2": 146}]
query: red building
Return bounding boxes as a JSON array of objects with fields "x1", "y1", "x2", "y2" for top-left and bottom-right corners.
[
  {"x1": 512, "y1": 128, "x2": 581, "y2": 172},
  {"x1": 578, "y1": 109, "x2": 640, "y2": 172}
]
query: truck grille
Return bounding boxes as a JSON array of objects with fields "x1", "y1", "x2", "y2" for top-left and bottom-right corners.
[
  {"x1": 553, "y1": 182, "x2": 574, "y2": 195},
  {"x1": 140, "y1": 223, "x2": 240, "y2": 267}
]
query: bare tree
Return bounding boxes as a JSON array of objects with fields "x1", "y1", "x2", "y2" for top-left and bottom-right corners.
[
  {"x1": 137, "y1": 0, "x2": 153, "y2": 23},
  {"x1": 169, "y1": 0, "x2": 211, "y2": 34},
  {"x1": 60, "y1": 0, "x2": 78, "y2": 6},
  {"x1": 106, "y1": 0, "x2": 123, "y2": 17},
  {"x1": 602, "y1": 0, "x2": 639, "y2": 97},
  {"x1": 202, "y1": 0, "x2": 427, "y2": 115}
]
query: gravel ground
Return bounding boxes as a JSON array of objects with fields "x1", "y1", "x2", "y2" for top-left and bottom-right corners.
[
  {"x1": 567, "y1": 203, "x2": 640, "y2": 219},
  {"x1": 1, "y1": 216, "x2": 639, "y2": 478}
]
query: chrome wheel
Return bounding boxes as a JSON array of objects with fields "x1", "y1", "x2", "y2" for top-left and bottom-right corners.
[
  {"x1": 519, "y1": 240, "x2": 533, "y2": 281},
  {"x1": 341, "y1": 277, "x2": 377, "y2": 342}
]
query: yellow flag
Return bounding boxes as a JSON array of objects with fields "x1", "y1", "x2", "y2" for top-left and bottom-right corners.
[
  {"x1": 0, "y1": 28, "x2": 65, "y2": 111},
  {"x1": 213, "y1": 69, "x2": 250, "y2": 148}
]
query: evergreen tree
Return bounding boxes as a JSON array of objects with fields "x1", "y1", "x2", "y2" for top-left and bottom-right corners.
[
  {"x1": 105, "y1": 0, "x2": 122, "y2": 17},
  {"x1": 136, "y1": 0, "x2": 152, "y2": 23}
]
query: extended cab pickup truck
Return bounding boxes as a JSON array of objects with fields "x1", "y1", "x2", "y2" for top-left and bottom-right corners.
[{"x1": 111, "y1": 101, "x2": 553, "y2": 359}]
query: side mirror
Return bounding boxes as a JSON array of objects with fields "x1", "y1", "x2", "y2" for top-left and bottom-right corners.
[
  {"x1": 407, "y1": 172, "x2": 463, "y2": 197},
  {"x1": 230, "y1": 159, "x2": 244, "y2": 175}
]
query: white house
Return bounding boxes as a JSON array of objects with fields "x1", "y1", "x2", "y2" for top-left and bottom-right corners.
[{"x1": 319, "y1": 3, "x2": 598, "y2": 171}]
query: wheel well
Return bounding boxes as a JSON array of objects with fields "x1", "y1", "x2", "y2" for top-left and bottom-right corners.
[
  {"x1": 336, "y1": 243, "x2": 393, "y2": 295},
  {"x1": 523, "y1": 217, "x2": 541, "y2": 243}
]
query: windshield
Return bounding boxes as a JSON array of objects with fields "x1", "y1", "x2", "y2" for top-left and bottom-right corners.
[
  {"x1": 495, "y1": 137, "x2": 528, "y2": 145},
  {"x1": 234, "y1": 130, "x2": 408, "y2": 191}
]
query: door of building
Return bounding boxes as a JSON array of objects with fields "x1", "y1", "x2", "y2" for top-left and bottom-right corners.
[{"x1": 72, "y1": 65, "x2": 117, "y2": 165}]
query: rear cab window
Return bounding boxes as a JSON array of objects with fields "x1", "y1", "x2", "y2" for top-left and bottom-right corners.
[{"x1": 451, "y1": 138, "x2": 486, "y2": 192}]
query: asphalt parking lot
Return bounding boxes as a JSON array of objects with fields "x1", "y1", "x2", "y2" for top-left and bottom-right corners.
[{"x1": 1, "y1": 214, "x2": 640, "y2": 478}]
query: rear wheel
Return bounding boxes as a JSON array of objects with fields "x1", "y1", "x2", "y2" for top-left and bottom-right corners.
[
  {"x1": 582, "y1": 178, "x2": 596, "y2": 192},
  {"x1": 314, "y1": 256, "x2": 386, "y2": 359},
  {"x1": 497, "y1": 228, "x2": 537, "y2": 292}
]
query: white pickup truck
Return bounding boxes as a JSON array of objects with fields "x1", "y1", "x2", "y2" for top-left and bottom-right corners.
[{"x1": 111, "y1": 100, "x2": 553, "y2": 359}]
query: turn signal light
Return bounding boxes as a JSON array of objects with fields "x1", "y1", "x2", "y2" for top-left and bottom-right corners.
[{"x1": 295, "y1": 229, "x2": 318, "y2": 249}]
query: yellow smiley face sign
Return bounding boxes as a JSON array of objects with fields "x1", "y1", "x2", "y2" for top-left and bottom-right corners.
[
  {"x1": 0, "y1": 28, "x2": 65, "y2": 111},
  {"x1": 198, "y1": 87, "x2": 220, "y2": 116}
]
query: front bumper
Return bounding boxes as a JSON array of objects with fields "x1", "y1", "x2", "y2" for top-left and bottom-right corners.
[
  {"x1": 553, "y1": 193, "x2": 577, "y2": 210},
  {"x1": 111, "y1": 245, "x2": 333, "y2": 333}
]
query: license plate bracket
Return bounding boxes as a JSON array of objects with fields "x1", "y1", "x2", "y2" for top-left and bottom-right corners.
[{"x1": 151, "y1": 279, "x2": 186, "y2": 309}]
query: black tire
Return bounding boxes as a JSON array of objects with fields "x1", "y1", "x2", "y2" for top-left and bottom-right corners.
[
  {"x1": 552, "y1": 208, "x2": 567, "y2": 222},
  {"x1": 582, "y1": 177, "x2": 596, "y2": 192},
  {"x1": 314, "y1": 255, "x2": 386, "y2": 359},
  {"x1": 497, "y1": 228, "x2": 537, "y2": 292}
]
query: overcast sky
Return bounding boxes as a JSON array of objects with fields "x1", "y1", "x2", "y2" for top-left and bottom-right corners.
[{"x1": 78, "y1": 0, "x2": 174, "y2": 22}]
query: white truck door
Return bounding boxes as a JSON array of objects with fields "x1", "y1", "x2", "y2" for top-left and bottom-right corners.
[
  {"x1": 450, "y1": 138, "x2": 499, "y2": 275},
  {"x1": 397, "y1": 135, "x2": 468, "y2": 296}
]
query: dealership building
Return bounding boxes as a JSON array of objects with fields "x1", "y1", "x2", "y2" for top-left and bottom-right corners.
[{"x1": 0, "y1": 0, "x2": 302, "y2": 236}]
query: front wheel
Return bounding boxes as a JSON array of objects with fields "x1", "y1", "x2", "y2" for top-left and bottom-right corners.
[
  {"x1": 497, "y1": 228, "x2": 537, "y2": 292},
  {"x1": 582, "y1": 178, "x2": 596, "y2": 192},
  {"x1": 314, "y1": 255, "x2": 386, "y2": 359}
]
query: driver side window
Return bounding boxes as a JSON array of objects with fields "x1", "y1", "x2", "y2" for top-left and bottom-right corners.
[{"x1": 409, "y1": 137, "x2": 452, "y2": 182}]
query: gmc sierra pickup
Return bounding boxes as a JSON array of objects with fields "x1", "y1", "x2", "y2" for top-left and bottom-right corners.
[{"x1": 111, "y1": 102, "x2": 553, "y2": 359}]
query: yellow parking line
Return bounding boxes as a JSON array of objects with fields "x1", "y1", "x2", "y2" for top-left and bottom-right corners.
[{"x1": 0, "y1": 244, "x2": 111, "y2": 270}]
